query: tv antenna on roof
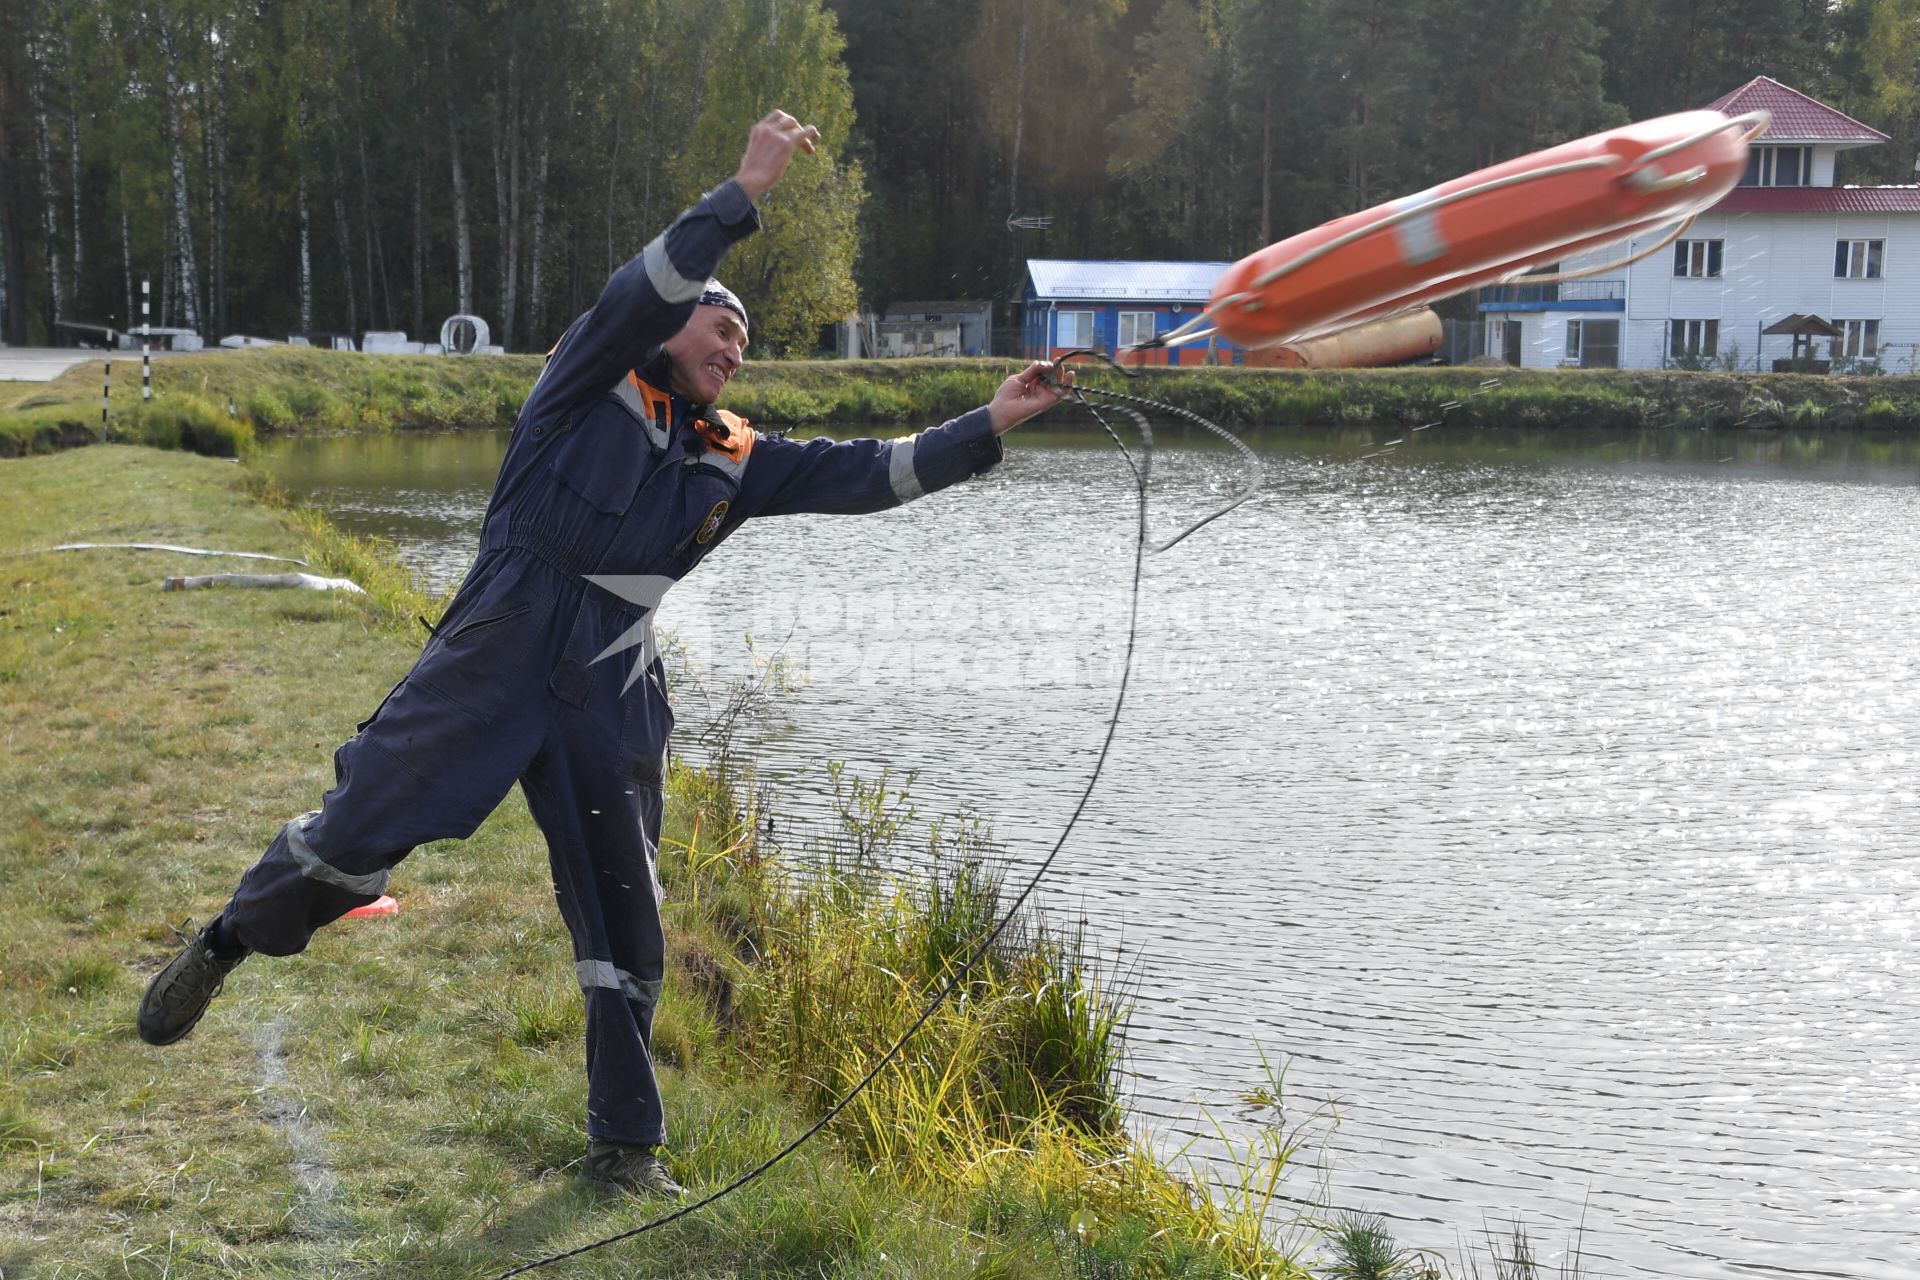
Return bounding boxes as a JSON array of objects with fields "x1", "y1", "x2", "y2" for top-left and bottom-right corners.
[{"x1": 1006, "y1": 213, "x2": 1053, "y2": 231}]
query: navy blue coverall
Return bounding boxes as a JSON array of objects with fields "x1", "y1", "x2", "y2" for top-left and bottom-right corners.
[{"x1": 220, "y1": 178, "x2": 1004, "y2": 1147}]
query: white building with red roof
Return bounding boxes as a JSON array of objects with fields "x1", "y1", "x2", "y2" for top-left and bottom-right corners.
[{"x1": 1479, "y1": 77, "x2": 1916, "y2": 373}]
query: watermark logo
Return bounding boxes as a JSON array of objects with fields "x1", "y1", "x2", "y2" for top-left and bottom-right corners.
[{"x1": 584, "y1": 573, "x2": 677, "y2": 696}]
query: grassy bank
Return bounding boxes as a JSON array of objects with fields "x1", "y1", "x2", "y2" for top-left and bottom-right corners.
[
  {"x1": 0, "y1": 348, "x2": 541, "y2": 458},
  {"x1": 734, "y1": 358, "x2": 1920, "y2": 433},
  {"x1": 10, "y1": 346, "x2": 1920, "y2": 458},
  {"x1": 1, "y1": 446, "x2": 1325, "y2": 1278}
]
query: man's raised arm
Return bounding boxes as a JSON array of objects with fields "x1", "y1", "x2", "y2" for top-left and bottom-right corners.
[{"x1": 522, "y1": 111, "x2": 820, "y2": 424}]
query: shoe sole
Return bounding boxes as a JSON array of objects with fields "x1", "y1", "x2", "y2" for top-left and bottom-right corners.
[
  {"x1": 137, "y1": 946, "x2": 234, "y2": 1046},
  {"x1": 137, "y1": 993, "x2": 211, "y2": 1046}
]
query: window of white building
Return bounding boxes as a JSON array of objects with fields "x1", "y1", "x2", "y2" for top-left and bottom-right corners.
[
  {"x1": 1835, "y1": 240, "x2": 1885, "y2": 280},
  {"x1": 1672, "y1": 239, "x2": 1724, "y2": 278},
  {"x1": 1117, "y1": 311, "x2": 1157, "y2": 348},
  {"x1": 1565, "y1": 320, "x2": 1583, "y2": 362},
  {"x1": 1574, "y1": 319, "x2": 1619, "y2": 368},
  {"x1": 1741, "y1": 146, "x2": 1812, "y2": 187},
  {"x1": 1055, "y1": 311, "x2": 1095, "y2": 347},
  {"x1": 1838, "y1": 319, "x2": 1880, "y2": 358},
  {"x1": 1669, "y1": 319, "x2": 1719, "y2": 360}
]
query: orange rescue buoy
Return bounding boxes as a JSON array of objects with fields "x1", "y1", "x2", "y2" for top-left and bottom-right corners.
[{"x1": 1198, "y1": 109, "x2": 1766, "y2": 350}]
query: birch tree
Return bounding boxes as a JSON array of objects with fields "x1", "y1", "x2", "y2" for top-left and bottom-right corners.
[
  {"x1": 32, "y1": 31, "x2": 64, "y2": 333},
  {"x1": 208, "y1": 13, "x2": 228, "y2": 334},
  {"x1": 297, "y1": 98, "x2": 313, "y2": 331},
  {"x1": 527, "y1": 104, "x2": 551, "y2": 343},
  {"x1": 489, "y1": 64, "x2": 514, "y2": 345},
  {"x1": 1829, "y1": 0, "x2": 1920, "y2": 183},
  {"x1": 441, "y1": 31, "x2": 473, "y2": 317},
  {"x1": 411, "y1": 140, "x2": 425, "y2": 335},
  {"x1": 155, "y1": 15, "x2": 201, "y2": 333},
  {"x1": 64, "y1": 27, "x2": 82, "y2": 318},
  {"x1": 0, "y1": 0, "x2": 22, "y2": 345}
]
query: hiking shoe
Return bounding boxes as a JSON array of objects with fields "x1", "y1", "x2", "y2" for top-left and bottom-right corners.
[
  {"x1": 583, "y1": 1140, "x2": 685, "y2": 1198},
  {"x1": 137, "y1": 921, "x2": 248, "y2": 1046}
]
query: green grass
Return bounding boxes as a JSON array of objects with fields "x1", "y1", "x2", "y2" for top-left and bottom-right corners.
[
  {"x1": 12, "y1": 348, "x2": 1920, "y2": 460},
  {"x1": 0, "y1": 347, "x2": 541, "y2": 457},
  {"x1": 0, "y1": 444, "x2": 1323, "y2": 1278}
]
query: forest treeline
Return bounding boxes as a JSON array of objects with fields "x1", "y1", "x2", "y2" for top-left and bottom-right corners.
[{"x1": 1, "y1": 0, "x2": 1917, "y2": 355}]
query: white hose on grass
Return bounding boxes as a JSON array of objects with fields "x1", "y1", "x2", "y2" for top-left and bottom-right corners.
[
  {"x1": 162, "y1": 573, "x2": 364, "y2": 593},
  {"x1": 0, "y1": 541, "x2": 309, "y2": 564}
]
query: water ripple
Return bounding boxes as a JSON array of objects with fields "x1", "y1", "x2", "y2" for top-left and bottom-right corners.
[{"x1": 267, "y1": 425, "x2": 1920, "y2": 1279}]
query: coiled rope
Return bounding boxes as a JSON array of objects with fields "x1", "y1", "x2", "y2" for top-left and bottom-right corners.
[{"x1": 482, "y1": 360, "x2": 1261, "y2": 1277}]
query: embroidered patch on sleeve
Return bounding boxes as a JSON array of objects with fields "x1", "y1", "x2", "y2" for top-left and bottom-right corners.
[{"x1": 695, "y1": 500, "x2": 730, "y2": 545}]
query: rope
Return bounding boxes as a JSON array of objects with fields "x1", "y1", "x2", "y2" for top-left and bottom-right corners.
[
  {"x1": 1045, "y1": 351, "x2": 1263, "y2": 552},
  {"x1": 481, "y1": 366, "x2": 1264, "y2": 1278},
  {"x1": 474, "y1": 355, "x2": 1548, "y2": 1277}
]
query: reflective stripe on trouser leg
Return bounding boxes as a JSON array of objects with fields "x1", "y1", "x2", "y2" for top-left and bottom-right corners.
[
  {"x1": 225, "y1": 812, "x2": 390, "y2": 957},
  {"x1": 577, "y1": 959, "x2": 664, "y2": 1009},
  {"x1": 523, "y1": 621, "x2": 673, "y2": 1147},
  {"x1": 530, "y1": 767, "x2": 669, "y2": 1145}
]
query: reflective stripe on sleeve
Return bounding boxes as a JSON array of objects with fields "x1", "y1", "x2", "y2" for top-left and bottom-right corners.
[
  {"x1": 888, "y1": 434, "x2": 924, "y2": 504},
  {"x1": 575, "y1": 959, "x2": 664, "y2": 1009},
  {"x1": 641, "y1": 233, "x2": 705, "y2": 304},
  {"x1": 285, "y1": 812, "x2": 390, "y2": 896}
]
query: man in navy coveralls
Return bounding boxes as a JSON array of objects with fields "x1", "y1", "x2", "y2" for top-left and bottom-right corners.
[{"x1": 138, "y1": 110, "x2": 1071, "y2": 1195}]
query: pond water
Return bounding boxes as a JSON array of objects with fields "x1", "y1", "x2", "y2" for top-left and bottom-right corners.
[{"x1": 265, "y1": 422, "x2": 1920, "y2": 1279}]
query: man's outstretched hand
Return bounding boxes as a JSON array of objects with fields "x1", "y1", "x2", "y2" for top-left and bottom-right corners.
[
  {"x1": 735, "y1": 110, "x2": 822, "y2": 202},
  {"x1": 988, "y1": 362, "x2": 1072, "y2": 435}
]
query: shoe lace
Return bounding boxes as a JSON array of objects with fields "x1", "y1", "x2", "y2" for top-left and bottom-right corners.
[{"x1": 152, "y1": 919, "x2": 235, "y2": 1010}]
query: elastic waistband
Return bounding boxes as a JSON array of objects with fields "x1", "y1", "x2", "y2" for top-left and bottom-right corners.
[
  {"x1": 479, "y1": 521, "x2": 661, "y2": 619},
  {"x1": 481, "y1": 520, "x2": 601, "y2": 581}
]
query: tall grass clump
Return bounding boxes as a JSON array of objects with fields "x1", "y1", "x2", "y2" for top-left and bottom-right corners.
[
  {"x1": 245, "y1": 389, "x2": 295, "y2": 431},
  {"x1": 691, "y1": 798, "x2": 1130, "y2": 1180},
  {"x1": 1786, "y1": 400, "x2": 1827, "y2": 427},
  {"x1": 16, "y1": 349, "x2": 1920, "y2": 459},
  {"x1": 108, "y1": 392, "x2": 258, "y2": 457},
  {"x1": 1863, "y1": 395, "x2": 1902, "y2": 427},
  {"x1": 1468, "y1": 382, "x2": 1643, "y2": 431},
  {"x1": 1457, "y1": 1218, "x2": 1597, "y2": 1280},
  {"x1": 1318, "y1": 1211, "x2": 1434, "y2": 1278}
]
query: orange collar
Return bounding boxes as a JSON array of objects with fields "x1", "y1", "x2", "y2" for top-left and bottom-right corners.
[
  {"x1": 624, "y1": 371, "x2": 752, "y2": 463},
  {"x1": 694, "y1": 409, "x2": 754, "y2": 464}
]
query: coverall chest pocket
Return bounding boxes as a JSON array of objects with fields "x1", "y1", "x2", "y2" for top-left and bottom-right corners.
[
  {"x1": 545, "y1": 412, "x2": 648, "y2": 516},
  {"x1": 664, "y1": 461, "x2": 741, "y2": 571}
]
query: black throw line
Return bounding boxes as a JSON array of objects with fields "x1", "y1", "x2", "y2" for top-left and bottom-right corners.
[{"x1": 483, "y1": 362, "x2": 1260, "y2": 1278}]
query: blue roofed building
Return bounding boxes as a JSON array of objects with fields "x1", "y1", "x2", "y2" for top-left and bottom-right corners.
[{"x1": 1023, "y1": 260, "x2": 1249, "y2": 365}]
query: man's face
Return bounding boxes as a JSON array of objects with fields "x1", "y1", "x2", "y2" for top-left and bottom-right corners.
[{"x1": 661, "y1": 304, "x2": 748, "y2": 404}]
